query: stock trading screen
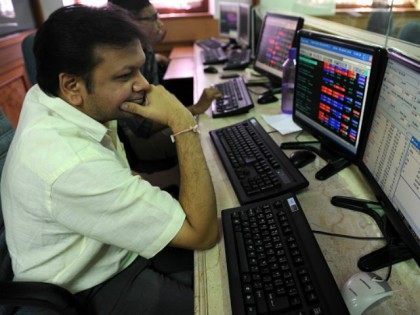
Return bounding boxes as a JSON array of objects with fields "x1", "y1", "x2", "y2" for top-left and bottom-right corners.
[
  {"x1": 294, "y1": 37, "x2": 373, "y2": 153},
  {"x1": 256, "y1": 18, "x2": 298, "y2": 72},
  {"x1": 220, "y1": 8, "x2": 238, "y2": 35}
]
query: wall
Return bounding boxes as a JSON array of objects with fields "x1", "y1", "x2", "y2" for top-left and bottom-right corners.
[{"x1": 0, "y1": 30, "x2": 33, "y2": 127}]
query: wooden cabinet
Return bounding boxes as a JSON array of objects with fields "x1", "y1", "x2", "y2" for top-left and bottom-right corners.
[{"x1": 0, "y1": 30, "x2": 34, "y2": 128}]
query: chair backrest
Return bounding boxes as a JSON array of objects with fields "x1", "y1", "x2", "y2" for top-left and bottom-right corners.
[
  {"x1": 21, "y1": 33, "x2": 37, "y2": 85},
  {"x1": 0, "y1": 112, "x2": 15, "y2": 282},
  {"x1": 366, "y1": 10, "x2": 394, "y2": 35},
  {"x1": 399, "y1": 21, "x2": 420, "y2": 45}
]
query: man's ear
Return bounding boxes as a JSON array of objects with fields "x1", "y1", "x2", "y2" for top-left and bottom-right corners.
[{"x1": 58, "y1": 73, "x2": 84, "y2": 106}]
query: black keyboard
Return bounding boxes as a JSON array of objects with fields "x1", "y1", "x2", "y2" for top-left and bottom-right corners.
[
  {"x1": 201, "y1": 47, "x2": 228, "y2": 65},
  {"x1": 196, "y1": 37, "x2": 227, "y2": 50},
  {"x1": 222, "y1": 193, "x2": 349, "y2": 315},
  {"x1": 210, "y1": 118, "x2": 308, "y2": 204},
  {"x1": 224, "y1": 48, "x2": 252, "y2": 70},
  {"x1": 212, "y1": 77, "x2": 254, "y2": 118}
]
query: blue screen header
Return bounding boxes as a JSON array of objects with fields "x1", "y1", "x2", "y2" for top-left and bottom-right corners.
[{"x1": 301, "y1": 37, "x2": 372, "y2": 62}]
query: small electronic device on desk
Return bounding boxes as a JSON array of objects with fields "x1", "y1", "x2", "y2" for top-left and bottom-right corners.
[
  {"x1": 341, "y1": 272, "x2": 393, "y2": 315},
  {"x1": 203, "y1": 66, "x2": 218, "y2": 74},
  {"x1": 257, "y1": 87, "x2": 281, "y2": 104},
  {"x1": 289, "y1": 150, "x2": 316, "y2": 168},
  {"x1": 282, "y1": 29, "x2": 387, "y2": 180}
]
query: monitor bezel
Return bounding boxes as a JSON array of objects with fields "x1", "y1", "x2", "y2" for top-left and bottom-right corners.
[
  {"x1": 250, "y1": 6, "x2": 263, "y2": 58},
  {"x1": 238, "y1": 3, "x2": 251, "y2": 47},
  {"x1": 219, "y1": 1, "x2": 239, "y2": 39},
  {"x1": 253, "y1": 13, "x2": 304, "y2": 82},
  {"x1": 292, "y1": 29, "x2": 386, "y2": 162},
  {"x1": 356, "y1": 48, "x2": 420, "y2": 264}
]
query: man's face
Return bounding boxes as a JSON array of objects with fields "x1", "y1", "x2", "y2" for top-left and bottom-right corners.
[
  {"x1": 135, "y1": 5, "x2": 166, "y2": 46},
  {"x1": 81, "y1": 40, "x2": 150, "y2": 123}
]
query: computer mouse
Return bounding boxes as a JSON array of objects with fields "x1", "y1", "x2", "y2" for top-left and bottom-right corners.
[
  {"x1": 341, "y1": 272, "x2": 393, "y2": 315},
  {"x1": 203, "y1": 66, "x2": 218, "y2": 74},
  {"x1": 257, "y1": 92, "x2": 278, "y2": 104},
  {"x1": 289, "y1": 150, "x2": 316, "y2": 168}
]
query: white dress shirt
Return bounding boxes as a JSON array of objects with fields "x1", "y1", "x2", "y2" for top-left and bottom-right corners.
[{"x1": 1, "y1": 85, "x2": 185, "y2": 293}]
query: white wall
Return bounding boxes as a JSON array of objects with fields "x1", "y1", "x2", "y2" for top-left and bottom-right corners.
[
  {"x1": 259, "y1": 0, "x2": 335, "y2": 16},
  {"x1": 39, "y1": 0, "x2": 64, "y2": 20}
]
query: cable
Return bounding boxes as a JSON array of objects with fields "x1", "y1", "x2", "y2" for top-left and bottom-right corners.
[
  {"x1": 312, "y1": 229, "x2": 385, "y2": 241},
  {"x1": 384, "y1": 264, "x2": 392, "y2": 281},
  {"x1": 294, "y1": 131, "x2": 304, "y2": 142}
]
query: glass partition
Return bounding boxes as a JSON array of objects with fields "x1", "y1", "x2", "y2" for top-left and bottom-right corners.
[{"x1": 258, "y1": 0, "x2": 419, "y2": 57}]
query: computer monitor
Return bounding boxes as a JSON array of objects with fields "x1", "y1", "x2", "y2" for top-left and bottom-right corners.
[
  {"x1": 254, "y1": 13, "x2": 304, "y2": 86},
  {"x1": 356, "y1": 48, "x2": 420, "y2": 270},
  {"x1": 219, "y1": 2, "x2": 239, "y2": 39},
  {"x1": 238, "y1": 3, "x2": 251, "y2": 47},
  {"x1": 250, "y1": 6, "x2": 263, "y2": 58},
  {"x1": 288, "y1": 30, "x2": 386, "y2": 179}
]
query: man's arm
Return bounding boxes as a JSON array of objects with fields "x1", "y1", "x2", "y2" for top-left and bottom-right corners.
[{"x1": 121, "y1": 85, "x2": 219, "y2": 250}]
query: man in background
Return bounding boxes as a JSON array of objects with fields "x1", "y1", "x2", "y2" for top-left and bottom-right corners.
[{"x1": 110, "y1": 0, "x2": 221, "y2": 166}]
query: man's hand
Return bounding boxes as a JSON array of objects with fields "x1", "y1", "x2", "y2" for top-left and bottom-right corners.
[
  {"x1": 121, "y1": 85, "x2": 194, "y2": 129},
  {"x1": 189, "y1": 87, "x2": 222, "y2": 116},
  {"x1": 155, "y1": 53, "x2": 170, "y2": 66}
]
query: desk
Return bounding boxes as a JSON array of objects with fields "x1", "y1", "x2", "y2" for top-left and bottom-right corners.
[
  {"x1": 191, "y1": 45, "x2": 420, "y2": 314},
  {"x1": 163, "y1": 47, "x2": 195, "y2": 106}
]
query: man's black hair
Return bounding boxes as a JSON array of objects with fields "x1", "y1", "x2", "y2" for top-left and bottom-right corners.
[
  {"x1": 108, "y1": 0, "x2": 152, "y2": 15},
  {"x1": 34, "y1": 4, "x2": 143, "y2": 96}
]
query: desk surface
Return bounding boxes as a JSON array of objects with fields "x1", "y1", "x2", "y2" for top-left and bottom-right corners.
[{"x1": 191, "y1": 45, "x2": 420, "y2": 315}]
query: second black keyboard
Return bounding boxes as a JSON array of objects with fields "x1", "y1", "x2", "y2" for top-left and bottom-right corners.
[
  {"x1": 212, "y1": 77, "x2": 254, "y2": 118},
  {"x1": 210, "y1": 118, "x2": 309, "y2": 204}
]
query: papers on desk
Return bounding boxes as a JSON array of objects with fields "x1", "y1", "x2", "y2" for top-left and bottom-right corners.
[{"x1": 262, "y1": 114, "x2": 302, "y2": 135}]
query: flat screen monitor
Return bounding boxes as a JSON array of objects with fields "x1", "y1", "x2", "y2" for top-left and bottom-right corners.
[
  {"x1": 250, "y1": 6, "x2": 263, "y2": 58},
  {"x1": 358, "y1": 48, "x2": 420, "y2": 267},
  {"x1": 219, "y1": 2, "x2": 239, "y2": 39},
  {"x1": 254, "y1": 13, "x2": 304, "y2": 84},
  {"x1": 293, "y1": 30, "x2": 386, "y2": 166},
  {"x1": 238, "y1": 3, "x2": 251, "y2": 47}
]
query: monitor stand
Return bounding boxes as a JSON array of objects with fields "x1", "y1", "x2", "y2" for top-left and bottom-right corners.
[
  {"x1": 331, "y1": 196, "x2": 415, "y2": 272},
  {"x1": 280, "y1": 141, "x2": 351, "y2": 180}
]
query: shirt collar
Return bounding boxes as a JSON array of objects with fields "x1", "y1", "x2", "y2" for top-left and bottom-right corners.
[{"x1": 35, "y1": 85, "x2": 114, "y2": 142}]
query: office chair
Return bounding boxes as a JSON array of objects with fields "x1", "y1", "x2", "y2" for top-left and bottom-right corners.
[
  {"x1": 399, "y1": 21, "x2": 420, "y2": 45},
  {"x1": 366, "y1": 10, "x2": 394, "y2": 35},
  {"x1": 21, "y1": 33, "x2": 37, "y2": 85},
  {"x1": 0, "y1": 112, "x2": 83, "y2": 314}
]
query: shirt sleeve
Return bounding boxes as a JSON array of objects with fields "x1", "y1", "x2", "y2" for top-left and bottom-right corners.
[{"x1": 49, "y1": 157, "x2": 185, "y2": 259}]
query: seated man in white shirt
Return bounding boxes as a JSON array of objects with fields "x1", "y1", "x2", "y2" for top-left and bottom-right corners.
[{"x1": 1, "y1": 4, "x2": 218, "y2": 314}]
